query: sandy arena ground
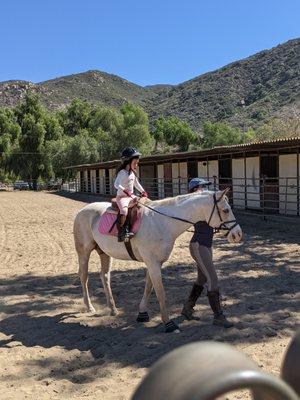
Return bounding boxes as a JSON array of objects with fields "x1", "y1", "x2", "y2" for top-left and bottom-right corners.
[{"x1": 0, "y1": 191, "x2": 299, "y2": 400}]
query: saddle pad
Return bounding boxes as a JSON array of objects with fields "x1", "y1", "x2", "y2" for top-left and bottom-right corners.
[{"x1": 98, "y1": 207, "x2": 144, "y2": 237}]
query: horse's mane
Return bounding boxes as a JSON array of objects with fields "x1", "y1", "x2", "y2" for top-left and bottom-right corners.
[
  {"x1": 146, "y1": 190, "x2": 226, "y2": 208},
  {"x1": 147, "y1": 192, "x2": 205, "y2": 207}
]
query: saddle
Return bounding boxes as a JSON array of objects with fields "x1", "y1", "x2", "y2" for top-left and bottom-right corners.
[
  {"x1": 107, "y1": 197, "x2": 139, "y2": 214},
  {"x1": 98, "y1": 197, "x2": 151, "y2": 261},
  {"x1": 98, "y1": 197, "x2": 146, "y2": 238}
]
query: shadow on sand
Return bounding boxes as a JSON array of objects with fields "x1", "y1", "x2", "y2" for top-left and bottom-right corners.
[{"x1": 1, "y1": 207, "x2": 299, "y2": 385}]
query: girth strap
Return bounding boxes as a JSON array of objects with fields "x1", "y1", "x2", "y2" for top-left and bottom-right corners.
[{"x1": 124, "y1": 239, "x2": 139, "y2": 261}]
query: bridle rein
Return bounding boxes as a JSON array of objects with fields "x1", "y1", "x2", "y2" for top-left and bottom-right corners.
[{"x1": 138, "y1": 193, "x2": 238, "y2": 236}]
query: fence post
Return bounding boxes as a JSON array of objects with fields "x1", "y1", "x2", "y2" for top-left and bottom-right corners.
[{"x1": 213, "y1": 175, "x2": 217, "y2": 191}]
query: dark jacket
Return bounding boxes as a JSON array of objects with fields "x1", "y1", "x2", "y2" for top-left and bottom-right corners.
[{"x1": 191, "y1": 221, "x2": 214, "y2": 248}]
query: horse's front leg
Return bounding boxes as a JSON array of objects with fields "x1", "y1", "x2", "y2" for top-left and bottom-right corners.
[
  {"x1": 144, "y1": 259, "x2": 179, "y2": 333},
  {"x1": 137, "y1": 271, "x2": 153, "y2": 322}
]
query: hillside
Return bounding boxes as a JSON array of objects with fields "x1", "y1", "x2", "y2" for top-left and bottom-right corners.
[
  {"x1": 0, "y1": 71, "x2": 153, "y2": 110},
  {"x1": 0, "y1": 38, "x2": 299, "y2": 130},
  {"x1": 145, "y1": 38, "x2": 300, "y2": 130}
]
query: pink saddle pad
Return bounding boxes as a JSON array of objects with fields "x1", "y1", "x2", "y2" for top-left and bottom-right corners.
[{"x1": 98, "y1": 208, "x2": 144, "y2": 237}]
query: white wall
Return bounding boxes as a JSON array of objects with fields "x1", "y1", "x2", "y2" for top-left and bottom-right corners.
[
  {"x1": 246, "y1": 157, "x2": 260, "y2": 208},
  {"x1": 232, "y1": 158, "x2": 245, "y2": 208},
  {"x1": 198, "y1": 161, "x2": 208, "y2": 179},
  {"x1": 157, "y1": 164, "x2": 164, "y2": 198},
  {"x1": 208, "y1": 160, "x2": 218, "y2": 188},
  {"x1": 179, "y1": 162, "x2": 188, "y2": 194},
  {"x1": 279, "y1": 154, "x2": 298, "y2": 215}
]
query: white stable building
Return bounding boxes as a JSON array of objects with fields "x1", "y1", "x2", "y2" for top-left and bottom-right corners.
[{"x1": 68, "y1": 137, "x2": 300, "y2": 216}]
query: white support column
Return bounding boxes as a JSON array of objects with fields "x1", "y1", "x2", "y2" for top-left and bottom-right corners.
[
  {"x1": 83, "y1": 170, "x2": 88, "y2": 193},
  {"x1": 99, "y1": 169, "x2": 105, "y2": 194},
  {"x1": 109, "y1": 168, "x2": 115, "y2": 195},
  {"x1": 90, "y1": 170, "x2": 96, "y2": 193}
]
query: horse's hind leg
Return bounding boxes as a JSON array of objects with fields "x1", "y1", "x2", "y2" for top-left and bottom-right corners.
[
  {"x1": 137, "y1": 271, "x2": 153, "y2": 322},
  {"x1": 98, "y1": 252, "x2": 118, "y2": 316},
  {"x1": 77, "y1": 249, "x2": 95, "y2": 313}
]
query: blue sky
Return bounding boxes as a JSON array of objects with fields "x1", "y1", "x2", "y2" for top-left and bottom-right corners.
[{"x1": 1, "y1": 0, "x2": 299, "y2": 86}]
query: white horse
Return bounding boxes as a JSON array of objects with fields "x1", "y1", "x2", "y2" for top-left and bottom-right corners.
[{"x1": 73, "y1": 190, "x2": 242, "y2": 332}]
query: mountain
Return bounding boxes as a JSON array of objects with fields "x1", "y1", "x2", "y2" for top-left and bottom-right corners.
[
  {"x1": 144, "y1": 38, "x2": 300, "y2": 130},
  {"x1": 0, "y1": 38, "x2": 299, "y2": 130}
]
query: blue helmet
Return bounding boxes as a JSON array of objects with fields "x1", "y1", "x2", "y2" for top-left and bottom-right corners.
[{"x1": 189, "y1": 177, "x2": 212, "y2": 192}]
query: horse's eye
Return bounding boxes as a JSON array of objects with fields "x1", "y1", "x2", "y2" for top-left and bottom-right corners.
[{"x1": 223, "y1": 209, "x2": 230, "y2": 214}]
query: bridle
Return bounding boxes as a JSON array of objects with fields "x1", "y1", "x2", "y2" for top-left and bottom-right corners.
[
  {"x1": 138, "y1": 193, "x2": 238, "y2": 235},
  {"x1": 208, "y1": 193, "x2": 238, "y2": 236}
]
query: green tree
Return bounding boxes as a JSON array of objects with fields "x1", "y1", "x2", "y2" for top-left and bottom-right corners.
[
  {"x1": 151, "y1": 116, "x2": 198, "y2": 151},
  {"x1": 88, "y1": 106, "x2": 122, "y2": 161},
  {"x1": 106, "y1": 103, "x2": 153, "y2": 158},
  {"x1": 201, "y1": 122, "x2": 253, "y2": 148},
  {"x1": 8, "y1": 95, "x2": 62, "y2": 186},
  {"x1": 0, "y1": 108, "x2": 21, "y2": 180},
  {"x1": 50, "y1": 132, "x2": 100, "y2": 180},
  {"x1": 61, "y1": 99, "x2": 92, "y2": 136}
]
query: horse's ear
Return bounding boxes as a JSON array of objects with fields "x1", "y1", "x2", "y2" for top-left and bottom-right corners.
[{"x1": 217, "y1": 187, "x2": 230, "y2": 201}]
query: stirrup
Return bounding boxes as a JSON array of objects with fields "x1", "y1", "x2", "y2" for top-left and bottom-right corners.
[{"x1": 124, "y1": 231, "x2": 134, "y2": 242}]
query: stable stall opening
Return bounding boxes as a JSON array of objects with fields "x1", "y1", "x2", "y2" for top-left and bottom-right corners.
[
  {"x1": 260, "y1": 154, "x2": 279, "y2": 213},
  {"x1": 187, "y1": 160, "x2": 198, "y2": 180},
  {"x1": 164, "y1": 163, "x2": 173, "y2": 197},
  {"x1": 219, "y1": 158, "x2": 232, "y2": 201},
  {"x1": 140, "y1": 164, "x2": 158, "y2": 198},
  {"x1": 80, "y1": 171, "x2": 85, "y2": 192},
  {"x1": 96, "y1": 169, "x2": 100, "y2": 194}
]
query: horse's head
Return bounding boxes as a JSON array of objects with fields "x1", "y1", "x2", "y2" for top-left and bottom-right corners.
[{"x1": 202, "y1": 188, "x2": 242, "y2": 243}]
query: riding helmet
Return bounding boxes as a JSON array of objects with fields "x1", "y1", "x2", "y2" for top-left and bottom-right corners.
[
  {"x1": 121, "y1": 147, "x2": 141, "y2": 160},
  {"x1": 189, "y1": 177, "x2": 212, "y2": 192}
]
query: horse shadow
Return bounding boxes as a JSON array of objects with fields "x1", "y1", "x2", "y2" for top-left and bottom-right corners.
[{"x1": 0, "y1": 214, "x2": 299, "y2": 385}]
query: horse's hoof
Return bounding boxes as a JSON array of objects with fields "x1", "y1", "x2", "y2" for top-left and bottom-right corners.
[
  {"x1": 137, "y1": 311, "x2": 150, "y2": 322},
  {"x1": 165, "y1": 320, "x2": 180, "y2": 333},
  {"x1": 110, "y1": 309, "x2": 118, "y2": 316},
  {"x1": 87, "y1": 306, "x2": 96, "y2": 313}
]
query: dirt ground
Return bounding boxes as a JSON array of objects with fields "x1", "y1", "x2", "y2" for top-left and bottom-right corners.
[{"x1": 0, "y1": 191, "x2": 299, "y2": 400}]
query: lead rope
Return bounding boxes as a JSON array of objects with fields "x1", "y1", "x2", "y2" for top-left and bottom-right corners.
[{"x1": 137, "y1": 194, "x2": 238, "y2": 234}]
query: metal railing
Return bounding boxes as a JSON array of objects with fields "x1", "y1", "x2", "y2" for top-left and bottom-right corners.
[{"x1": 65, "y1": 175, "x2": 300, "y2": 218}]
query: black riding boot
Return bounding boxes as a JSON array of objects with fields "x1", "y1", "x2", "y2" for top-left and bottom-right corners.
[
  {"x1": 117, "y1": 224, "x2": 127, "y2": 242},
  {"x1": 207, "y1": 290, "x2": 234, "y2": 328},
  {"x1": 181, "y1": 283, "x2": 204, "y2": 320},
  {"x1": 118, "y1": 219, "x2": 134, "y2": 243}
]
